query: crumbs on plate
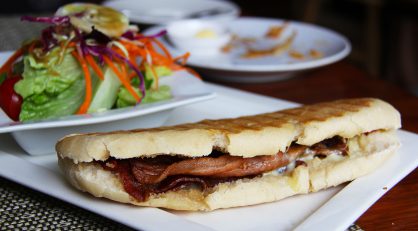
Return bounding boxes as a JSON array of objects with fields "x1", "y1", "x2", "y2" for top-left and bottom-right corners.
[{"x1": 222, "y1": 23, "x2": 324, "y2": 60}]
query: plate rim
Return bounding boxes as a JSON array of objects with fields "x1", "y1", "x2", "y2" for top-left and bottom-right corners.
[{"x1": 0, "y1": 93, "x2": 216, "y2": 133}]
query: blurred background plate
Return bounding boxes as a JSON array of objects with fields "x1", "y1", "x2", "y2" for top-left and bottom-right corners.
[
  {"x1": 103, "y1": 0, "x2": 240, "y2": 25},
  {"x1": 145, "y1": 17, "x2": 351, "y2": 83}
]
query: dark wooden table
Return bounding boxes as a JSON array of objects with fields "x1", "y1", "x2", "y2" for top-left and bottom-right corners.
[{"x1": 209, "y1": 61, "x2": 418, "y2": 230}]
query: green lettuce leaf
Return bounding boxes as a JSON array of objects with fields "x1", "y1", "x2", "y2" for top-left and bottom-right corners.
[
  {"x1": 15, "y1": 51, "x2": 82, "y2": 99},
  {"x1": 144, "y1": 64, "x2": 172, "y2": 89},
  {"x1": 15, "y1": 49, "x2": 86, "y2": 121},
  {"x1": 19, "y1": 77, "x2": 85, "y2": 121},
  {"x1": 116, "y1": 85, "x2": 171, "y2": 108}
]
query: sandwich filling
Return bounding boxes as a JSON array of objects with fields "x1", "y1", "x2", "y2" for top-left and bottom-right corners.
[{"x1": 100, "y1": 136, "x2": 348, "y2": 202}]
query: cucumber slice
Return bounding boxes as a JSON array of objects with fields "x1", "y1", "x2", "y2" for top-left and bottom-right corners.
[{"x1": 88, "y1": 67, "x2": 121, "y2": 113}]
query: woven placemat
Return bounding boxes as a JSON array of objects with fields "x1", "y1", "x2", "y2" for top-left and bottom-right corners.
[{"x1": 0, "y1": 176, "x2": 134, "y2": 230}]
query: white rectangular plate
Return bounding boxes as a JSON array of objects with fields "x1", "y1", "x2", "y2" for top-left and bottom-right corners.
[{"x1": 0, "y1": 83, "x2": 417, "y2": 231}]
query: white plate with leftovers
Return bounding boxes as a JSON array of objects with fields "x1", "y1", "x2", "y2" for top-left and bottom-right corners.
[{"x1": 145, "y1": 17, "x2": 351, "y2": 82}]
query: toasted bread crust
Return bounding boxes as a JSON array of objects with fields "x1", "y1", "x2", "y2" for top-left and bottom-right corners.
[
  {"x1": 56, "y1": 98, "x2": 401, "y2": 163},
  {"x1": 58, "y1": 130, "x2": 399, "y2": 211}
]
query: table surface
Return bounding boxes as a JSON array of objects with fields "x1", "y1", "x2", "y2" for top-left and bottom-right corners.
[{"x1": 210, "y1": 61, "x2": 418, "y2": 231}]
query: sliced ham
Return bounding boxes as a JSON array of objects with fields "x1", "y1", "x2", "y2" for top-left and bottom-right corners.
[
  {"x1": 102, "y1": 136, "x2": 347, "y2": 202},
  {"x1": 131, "y1": 150, "x2": 303, "y2": 184}
]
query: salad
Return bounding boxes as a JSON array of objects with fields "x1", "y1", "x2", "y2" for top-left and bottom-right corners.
[{"x1": 0, "y1": 3, "x2": 194, "y2": 122}]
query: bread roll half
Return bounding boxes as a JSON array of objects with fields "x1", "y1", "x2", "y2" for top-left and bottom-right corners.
[
  {"x1": 58, "y1": 130, "x2": 398, "y2": 211},
  {"x1": 56, "y1": 98, "x2": 400, "y2": 163}
]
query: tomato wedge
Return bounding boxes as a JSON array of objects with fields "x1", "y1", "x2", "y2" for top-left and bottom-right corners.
[{"x1": 0, "y1": 76, "x2": 23, "y2": 121}]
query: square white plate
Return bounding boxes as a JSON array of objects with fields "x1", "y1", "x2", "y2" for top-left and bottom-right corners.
[{"x1": 0, "y1": 83, "x2": 417, "y2": 231}]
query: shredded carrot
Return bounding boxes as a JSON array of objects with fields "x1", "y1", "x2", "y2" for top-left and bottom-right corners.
[
  {"x1": 56, "y1": 41, "x2": 71, "y2": 65},
  {"x1": 173, "y1": 52, "x2": 190, "y2": 66},
  {"x1": 149, "y1": 65, "x2": 159, "y2": 89},
  {"x1": 184, "y1": 67, "x2": 202, "y2": 79},
  {"x1": 85, "y1": 55, "x2": 104, "y2": 80},
  {"x1": 128, "y1": 55, "x2": 137, "y2": 70},
  {"x1": 147, "y1": 48, "x2": 197, "y2": 78},
  {"x1": 120, "y1": 63, "x2": 128, "y2": 79},
  {"x1": 71, "y1": 51, "x2": 92, "y2": 114},
  {"x1": 128, "y1": 71, "x2": 137, "y2": 79},
  {"x1": 138, "y1": 58, "x2": 146, "y2": 69},
  {"x1": 103, "y1": 56, "x2": 141, "y2": 102},
  {"x1": 146, "y1": 48, "x2": 172, "y2": 67},
  {"x1": 116, "y1": 35, "x2": 198, "y2": 85},
  {"x1": 0, "y1": 48, "x2": 24, "y2": 75},
  {"x1": 127, "y1": 53, "x2": 143, "y2": 78},
  {"x1": 68, "y1": 42, "x2": 77, "y2": 48},
  {"x1": 151, "y1": 38, "x2": 172, "y2": 60},
  {"x1": 28, "y1": 40, "x2": 39, "y2": 54}
]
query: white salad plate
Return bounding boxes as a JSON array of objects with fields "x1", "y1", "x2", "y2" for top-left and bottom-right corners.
[
  {"x1": 0, "y1": 51, "x2": 216, "y2": 155},
  {"x1": 0, "y1": 83, "x2": 417, "y2": 231},
  {"x1": 103, "y1": 0, "x2": 240, "y2": 25},
  {"x1": 145, "y1": 17, "x2": 351, "y2": 82}
]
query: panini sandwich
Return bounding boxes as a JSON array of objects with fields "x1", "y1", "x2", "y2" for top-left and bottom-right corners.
[{"x1": 56, "y1": 98, "x2": 401, "y2": 211}]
